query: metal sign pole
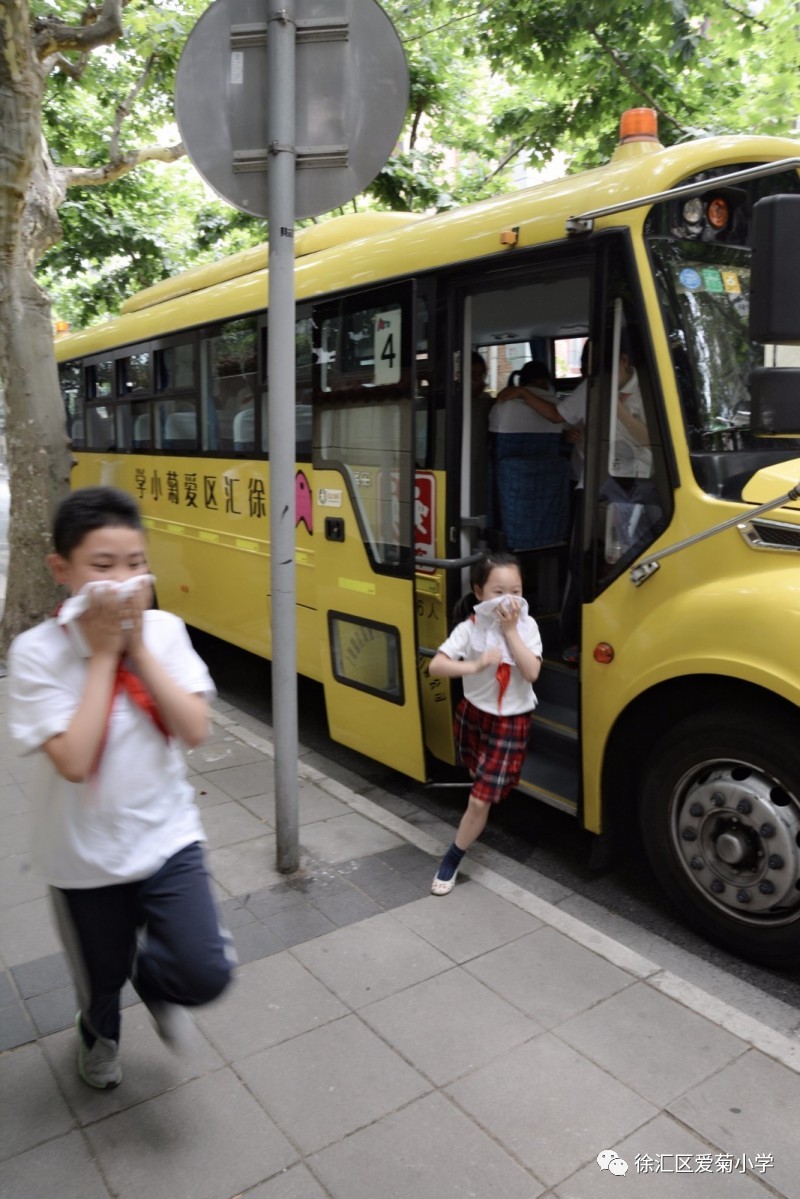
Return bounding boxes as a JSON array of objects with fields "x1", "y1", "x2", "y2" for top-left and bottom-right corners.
[{"x1": 267, "y1": 1, "x2": 299, "y2": 872}]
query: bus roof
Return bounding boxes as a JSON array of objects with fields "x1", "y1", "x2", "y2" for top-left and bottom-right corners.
[{"x1": 55, "y1": 132, "x2": 800, "y2": 362}]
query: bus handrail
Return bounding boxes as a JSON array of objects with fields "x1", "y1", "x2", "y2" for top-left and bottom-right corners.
[
  {"x1": 567, "y1": 157, "x2": 800, "y2": 234},
  {"x1": 630, "y1": 480, "x2": 800, "y2": 585},
  {"x1": 415, "y1": 552, "x2": 485, "y2": 570}
]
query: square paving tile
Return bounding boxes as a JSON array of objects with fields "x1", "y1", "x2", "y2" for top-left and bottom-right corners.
[
  {"x1": 196, "y1": 951, "x2": 347, "y2": 1062},
  {"x1": 236, "y1": 1013, "x2": 431, "y2": 1154},
  {"x1": 0, "y1": 1042, "x2": 75, "y2": 1161},
  {"x1": 446, "y1": 1032, "x2": 657, "y2": 1188},
  {"x1": 187, "y1": 738, "x2": 268, "y2": 774},
  {"x1": 84, "y1": 1069, "x2": 297, "y2": 1199},
  {"x1": 0, "y1": 1132, "x2": 111, "y2": 1199},
  {"x1": 309, "y1": 1091, "x2": 544, "y2": 1199},
  {"x1": 394, "y1": 880, "x2": 542, "y2": 963},
  {"x1": 1, "y1": 809, "x2": 32, "y2": 856},
  {"x1": 360, "y1": 965, "x2": 541, "y2": 1085},
  {"x1": 26, "y1": 983, "x2": 76, "y2": 1035},
  {"x1": 198, "y1": 800, "x2": 271, "y2": 849},
  {"x1": 0, "y1": 896, "x2": 66, "y2": 966},
  {"x1": 291, "y1": 912, "x2": 452, "y2": 1008},
  {"x1": 0, "y1": 780, "x2": 31, "y2": 817},
  {"x1": 555, "y1": 1112, "x2": 779, "y2": 1198},
  {"x1": 244, "y1": 1163, "x2": 330, "y2": 1199},
  {"x1": 336, "y1": 855, "x2": 426, "y2": 908},
  {"x1": 185, "y1": 772, "x2": 238, "y2": 809},
  {"x1": 465, "y1": 926, "x2": 634, "y2": 1028},
  {"x1": 299, "y1": 813, "x2": 404, "y2": 863},
  {"x1": 667, "y1": 1049, "x2": 800, "y2": 1199},
  {"x1": 311, "y1": 886, "x2": 382, "y2": 926},
  {"x1": 266, "y1": 902, "x2": 336, "y2": 948},
  {"x1": 0, "y1": 852, "x2": 47, "y2": 907},
  {"x1": 208, "y1": 835, "x2": 282, "y2": 895},
  {"x1": 0, "y1": 997, "x2": 36, "y2": 1049},
  {"x1": 204, "y1": 760, "x2": 276, "y2": 803},
  {"x1": 11, "y1": 950, "x2": 70, "y2": 998},
  {"x1": 557, "y1": 982, "x2": 747, "y2": 1107},
  {"x1": 231, "y1": 919, "x2": 284, "y2": 965}
]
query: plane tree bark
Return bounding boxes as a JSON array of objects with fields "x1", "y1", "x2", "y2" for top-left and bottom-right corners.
[{"x1": 0, "y1": 0, "x2": 183, "y2": 655}]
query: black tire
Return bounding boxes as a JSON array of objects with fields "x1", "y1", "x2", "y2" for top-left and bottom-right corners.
[{"x1": 639, "y1": 708, "x2": 800, "y2": 967}]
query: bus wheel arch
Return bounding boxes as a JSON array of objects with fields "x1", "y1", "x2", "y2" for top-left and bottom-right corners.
[{"x1": 624, "y1": 688, "x2": 800, "y2": 966}]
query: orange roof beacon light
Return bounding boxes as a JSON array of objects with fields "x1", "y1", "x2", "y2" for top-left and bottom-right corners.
[
  {"x1": 619, "y1": 108, "x2": 659, "y2": 144},
  {"x1": 54, "y1": 320, "x2": 70, "y2": 335}
]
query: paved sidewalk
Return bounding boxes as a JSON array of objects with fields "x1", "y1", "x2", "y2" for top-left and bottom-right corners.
[{"x1": 2, "y1": 678, "x2": 799, "y2": 1199}]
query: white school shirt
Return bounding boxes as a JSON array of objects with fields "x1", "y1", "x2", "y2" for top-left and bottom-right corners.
[
  {"x1": 7, "y1": 610, "x2": 215, "y2": 889},
  {"x1": 488, "y1": 386, "x2": 560, "y2": 435},
  {"x1": 437, "y1": 605, "x2": 542, "y2": 716}
]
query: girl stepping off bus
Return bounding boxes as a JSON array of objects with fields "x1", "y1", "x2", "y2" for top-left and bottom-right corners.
[{"x1": 429, "y1": 552, "x2": 542, "y2": 896}]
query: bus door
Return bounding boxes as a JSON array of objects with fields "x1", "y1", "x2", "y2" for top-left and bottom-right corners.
[
  {"x1": 452, "y1": 260, "x2": 594, "y2": 813},
  {"x1": 311, "y1": 282, "x2": 427, "y2": 780}
]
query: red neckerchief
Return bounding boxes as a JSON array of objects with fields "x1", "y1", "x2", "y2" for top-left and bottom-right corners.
[
  {"x1": 470, "y1": 614, "x2": 512, "y2": 712},
  {"x1": 56, "y1": 607, "x2": 169, "y2": 774}
]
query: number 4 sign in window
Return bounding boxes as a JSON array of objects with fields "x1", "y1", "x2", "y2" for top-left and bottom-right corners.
[{"x1": 373, "y1": 310, "x2": 402, "y2": 385}]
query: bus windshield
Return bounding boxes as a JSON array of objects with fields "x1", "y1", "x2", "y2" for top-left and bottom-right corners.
[{"x1": 651, "y1": 240, "x2": 758, "y2": 449}]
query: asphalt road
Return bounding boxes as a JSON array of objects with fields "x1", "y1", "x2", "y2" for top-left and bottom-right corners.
[{"x1": 192, "y1": 628, "x2": 800, "y2": 1039}]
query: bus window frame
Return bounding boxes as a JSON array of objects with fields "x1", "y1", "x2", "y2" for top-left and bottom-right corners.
[
  {"x1": 581, "y1": 232, "x2": 677, "y2": 601},
  {"x1": 312, "y1": 279, "x2": 417, "y2": 576}
]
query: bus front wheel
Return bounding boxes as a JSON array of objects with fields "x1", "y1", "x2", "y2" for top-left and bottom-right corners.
[{"x1": 639, "y1": 709, "x2": 800, "y2": 967}]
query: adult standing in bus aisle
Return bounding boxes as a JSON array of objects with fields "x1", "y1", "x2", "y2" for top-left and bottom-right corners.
[
  {"x1": 7, "y1": 487, "x2": 235, "y2": 1091},
  {"x1": 428, "y1": 552, "x2": 542, "y2": 895},
  {"x1": 495, "y1": 344, "x2": 589, "y2": 661},
  {"x1": 470, "y1": 351, "x2": 494, "y2": 519}
]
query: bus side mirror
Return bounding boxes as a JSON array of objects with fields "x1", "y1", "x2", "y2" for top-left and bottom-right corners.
[
  {"x1": 749, "y1": 195, "x2": 800, "y2": 345},
  {"x1": 750, "y1": 367, "x2": 800, "y2": 434}
]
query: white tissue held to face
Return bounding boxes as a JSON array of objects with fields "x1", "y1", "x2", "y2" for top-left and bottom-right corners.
[{"x1": 56, "y1": 574, "x2": 156, "y2": 626}]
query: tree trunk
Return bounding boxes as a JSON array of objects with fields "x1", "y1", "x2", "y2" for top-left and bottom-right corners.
[{"x1": 0, "y1": 3, "x2": 72, "y2": 659}]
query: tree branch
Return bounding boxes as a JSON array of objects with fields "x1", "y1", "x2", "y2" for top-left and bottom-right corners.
[
  {"x1": 402, "y1": 10, "x2": 479, "y2": 44},
  {"x1": 485, "y1": 137, "x2": 532, "y2": 181},
  {"x1": 44, "y1": 52, "x2": 90, "y2": 81},
  {"x1": 587, "y1": 24, "x2": 690, "y2": 134},
  {"x1": 722, "y1": 0, "x2": 769, "y2": 30},
  {"x1": 61, "y1": 143, "x2": 186, "y2": 189},
  {"x1": 33, "y1": 0, "x2": 127, "y2": 61},
  {"x1": 110, "y1": 54, "x2": 155, "y2": 159}
]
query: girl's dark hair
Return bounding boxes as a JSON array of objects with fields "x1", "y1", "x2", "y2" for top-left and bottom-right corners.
[
  {"x1": 451, "y1": 551, "x2": 522, "y2": 624},
  {"x1": 52, "y1": 486, "x2": 143, "y2": 558},
  {"x1": 508, "y1": 360, "x2": 551, "y2": 389}
]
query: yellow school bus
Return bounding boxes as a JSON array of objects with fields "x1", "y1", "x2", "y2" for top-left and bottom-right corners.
[{"x1": 56, "y1": 110, "x2": 800, "y2": 964}]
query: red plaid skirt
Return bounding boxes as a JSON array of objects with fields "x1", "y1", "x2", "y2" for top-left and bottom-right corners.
[{"x1": 454, "y1": 697, "x2": 533, "y2": 804}]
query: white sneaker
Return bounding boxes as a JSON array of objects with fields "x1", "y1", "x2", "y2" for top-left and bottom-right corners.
[
  {"x1": 147, "y1": 1001, "x2": 198, "y2": 1054},
  {"x1": 76, "y1": 1014, "x2": 122, "y2": 1089}
]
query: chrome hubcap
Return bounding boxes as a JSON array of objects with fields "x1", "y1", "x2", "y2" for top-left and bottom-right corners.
[{"x1": 671, "y1": 762, "x2": 800, "y2": 920}]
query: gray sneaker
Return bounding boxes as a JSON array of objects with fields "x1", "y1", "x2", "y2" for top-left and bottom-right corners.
[{"x1": 76, "y1": 1014, "x2": 122, "y2": 1089}]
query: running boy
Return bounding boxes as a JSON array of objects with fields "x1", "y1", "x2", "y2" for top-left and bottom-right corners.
[
  {"x1": 428, "y1": 552, "x2": 542, "y2": 895},
  {"x1": 8, "y1": 486, "x2": 233, "y2": 1089}
]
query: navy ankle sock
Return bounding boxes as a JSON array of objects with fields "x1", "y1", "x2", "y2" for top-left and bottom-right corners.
[{"x1": 436, "y1": 842, "x2": 466, "y2": 882}]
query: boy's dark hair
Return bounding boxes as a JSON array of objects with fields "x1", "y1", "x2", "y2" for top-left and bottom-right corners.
[
  {"x1": 452, "y1": 551, "x2": 522, "y2": 625},
  {"x1": 52, "y1": 487, "x2": 143, "y2": 558}
]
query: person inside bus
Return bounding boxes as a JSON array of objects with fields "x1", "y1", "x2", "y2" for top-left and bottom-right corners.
[
  {"x1": 491, "y1": 360, "x2": 558, "y2": 432},
  {"x1": 470, "y1": 351, "x2": 494, "y2": 519},
  {"x1": 494, "y1": 344, "x2": 588, "y2": 661},
  {"x1": 488, "y1": 361, "x2": 570, "y2": 551}
]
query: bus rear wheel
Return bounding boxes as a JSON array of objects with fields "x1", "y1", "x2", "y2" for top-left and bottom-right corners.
[{"x1": 639, "y1": 709, "x2": 800, "y2": 967}]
